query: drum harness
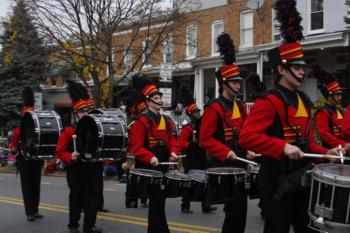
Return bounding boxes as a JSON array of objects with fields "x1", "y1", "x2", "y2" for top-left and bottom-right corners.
[{"x1": 266, "y1": 88, "x2": 315, "y2": 199}]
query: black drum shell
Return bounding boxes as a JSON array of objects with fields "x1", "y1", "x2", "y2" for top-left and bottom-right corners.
[
  {"x1": 164, "y1": 171, "x2": 191, "y2": 198},
  {"x1": 188, "y1": 170, "x2": 207, "y2": 202},
  {"x1": 20, "y1": 111, "x2": 62, "y2": 159},
  {"x1": 126, "y1": 169, "x2": 163, "y2": 199},
  {"x1": 75, "y1": 114, "x2": 128, "y2": 161},
  {"x1": 206, "y1": 167, "x2": 247, "y2": 204}
]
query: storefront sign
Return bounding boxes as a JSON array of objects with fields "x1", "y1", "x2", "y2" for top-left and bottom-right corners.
[
  {"x1": 159, "y1": 63, "x2": 172, "y2": 83},
  {"x1": 159, "y1": 87, "x2": 172, "y2": 108}
]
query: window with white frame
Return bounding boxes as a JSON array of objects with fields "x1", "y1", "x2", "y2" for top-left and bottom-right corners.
[
  {"x1": 162, "y1": 36, "x2": 173, "y2": 63},
  {"x1": 309, "y1": 0, "x2": 324, "y2": 32},
  {"x1": 143, "y1": 37, "x2": 152, "y2": 67},
  {"x1": 186, "y1": 26, "x2": 197, "y2": 58},
  {"x1": 211, "y1": 21, "x2": 224, "y2": 55},
  {"x1": 240, "y1": 10, "x2": 253, "y2": 47},
  {"x1": 123, "y1": 45, "x2": 132, "y2": 74},
  {"x1": 272, "y1": 9, "x2": 281, "y2": 41}
]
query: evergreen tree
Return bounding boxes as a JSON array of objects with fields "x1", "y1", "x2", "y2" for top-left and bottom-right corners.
[{"x1": 0, "y1": 0, "x2": 48, "y2": 127}]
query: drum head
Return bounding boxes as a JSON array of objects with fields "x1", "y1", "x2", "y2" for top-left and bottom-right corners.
[
  {"x1": 313, "y1": 164, "x2": 350, "y2": 186},
  {"x1": 130, "y1": 169, "x2": 163, "y2": 177},
  {"x1": 206, "y1": 167, "x2": 246, "y2": 175},
  {"x1": 188, "y1": 169, "x2": 206, "y2": 183},
  {"x1": 165, "y1": 170, "x2": 190, "y2": 181},
  {"x1": 90, "y1": 108, "x2": 128, "y2": 124}
]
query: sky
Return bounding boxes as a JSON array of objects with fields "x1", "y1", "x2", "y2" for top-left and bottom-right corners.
[{"x1": 0, "y1": 0, "x2": 14, "y2": 20}]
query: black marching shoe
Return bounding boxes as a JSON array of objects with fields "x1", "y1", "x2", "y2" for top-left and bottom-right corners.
[
  {"x1": 27, "y1": 215, "x2": 35, "y2": 221},
  {"x1": 181, "y1": 206, "x2": 194, "y2": 214},
  {"x1": 34, "y1": 213, "x2": 43, "y2": 219},
  {"x1": 98, "y1": 208, "x2": 109, "y2": 213},
  {"x1": 83, "y1": 227, "x2": 103, "y2": 233},
  {"x1": 69, "y1": 227, "x2": 80, "y2": 233},
  {"x1": 202, "y1": 206, "x2": 217, "y2": 213}
]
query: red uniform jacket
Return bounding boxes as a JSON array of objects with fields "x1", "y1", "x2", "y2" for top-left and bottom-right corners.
[
  {"x1": 55, "y1": 126, "x2": 76, "y2": 165},
  {"x1": 315, "y1": 105, "x2": 346, "y2": 148},
  {"x1": 128, "y1": 113, "x2": 180, "y2": 165},
  {"x1": 239, "y1": 88, "x2": 328, "y2": 161},
  {"x1": 342, "y1": 107, "x2": 350, "y2": 141},
  {"x1": 10, "y1": 127, "x2": 20, "y2": 153},
  {"x1": 179, "y1": 124, "x2": 194, "y2": 150},
  {"x1": 199, "y1": 97, "x2": 246, "y2": 162}
]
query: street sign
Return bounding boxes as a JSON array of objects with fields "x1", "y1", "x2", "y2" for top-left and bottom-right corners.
[
  {"x1": 34, "y1": 92, "x2": 43, "y2": 111},
  {"x1": 159, "y1": 87, "x2": 172, "y2": 108},
  {"x1": 159, "y1": 63, "x2": 172, "y2": 83}
]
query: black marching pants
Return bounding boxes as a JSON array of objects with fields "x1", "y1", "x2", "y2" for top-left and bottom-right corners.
[
  {"x1": 221, "y1": 195, "x2": 248, "y2": 233},
  {"x1": 18, "y1": 159, "x2": 43, "y2": 216},
  {"x1": 66, "y1": 161, "x2": 103, "y2": 230},
  {"x1": 262, "y1": 189, "x2": 316, "y2": 233},
  {"x1": 147, "y1": 193, "x2": 170, "y2": 233}
]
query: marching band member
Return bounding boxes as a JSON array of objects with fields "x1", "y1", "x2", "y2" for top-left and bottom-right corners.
[
  {"x1": 239, "y1": 1, "x2": 340, "y2": 232},
  {"x1": 179, "y1": 95, "x2": 216, "y2": 214},
  {"x1": 10, "y1": 86, "x2": 44, "y2": 222},
  {"x1": 199, "y1": 32, "x2": 253, "y2": 233},
  {"x1": 313, "y1": 65, "x2": 349, "y2": 151},
  {"x1": 128, "y1": 75, "x2": 180, "y2": 233},
  {"x1": 125, "y1": 75, "x2": 149, "y2": 208},
  {"x1": 55, "y1": 80, "x2": 102, "y2": 233}
]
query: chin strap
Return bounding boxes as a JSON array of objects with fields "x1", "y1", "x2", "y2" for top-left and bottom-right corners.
[
  {"x1": 285, "y1": 65, "x2": 304, "y2": 83},
  {"x1": 223, "y1": 81, "x2": 240, "y2": 95},
  {"x1": 330, "y1": 95, "x2": 340, "y2": 106},
  {"x1": 148, "y1": 98, "x2": 163, "y2": 106}
]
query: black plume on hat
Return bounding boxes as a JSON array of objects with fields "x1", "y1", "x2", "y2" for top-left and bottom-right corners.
[
  {"x1": 131, "y1": 74, "x2": 152, "y2": 92},
  {"x1": 249, "y1": 74, "x2": 266, "y2": 93},
  {"x1": 216, "y1": 33, "x2": 236, "y2": 65},
  {"x1": 274, "y1": 0, "x2": 304, "y2": 43},
  {"x1": 22, "y1": 86, "x2": 35, "y2": 107},
  {"x1": 66, "y1": 79, "x2": 90, "y2": 102}
]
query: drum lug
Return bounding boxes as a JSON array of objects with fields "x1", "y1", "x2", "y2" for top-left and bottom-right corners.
[
  {"x1": 308, "y1": 219, "x2": 328, "y2": 233},
  {"x1": 315, "y1": 204, "x2": 333, "y2": 220},
  {"x1": 218, "y1": 175, "x2": 221, "y2": 184}
]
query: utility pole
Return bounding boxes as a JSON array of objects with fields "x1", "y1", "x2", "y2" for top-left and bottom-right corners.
[{"x1": 344, "y1": 1, "x2": 350, "y2": 104}]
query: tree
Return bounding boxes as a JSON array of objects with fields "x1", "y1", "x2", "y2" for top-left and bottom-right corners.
[
  {"x1": 0, "y1": 0, "x2": 49, "y2": 127},
  {"x1": 30, "y1": 0, "x2": 198, "y2": 107}
]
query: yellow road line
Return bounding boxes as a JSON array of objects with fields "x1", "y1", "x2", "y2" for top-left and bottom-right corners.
[{"x1": 0, "y1": 196, "x2": 220, "y2": 233}]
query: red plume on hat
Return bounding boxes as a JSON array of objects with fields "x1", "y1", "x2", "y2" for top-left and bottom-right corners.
[
  {"x1": 215, "y1": 33, "x2": 242, "y2": 84},
  {"x1": 268, "y1": 0, "x2": 306, "y2": 67}
]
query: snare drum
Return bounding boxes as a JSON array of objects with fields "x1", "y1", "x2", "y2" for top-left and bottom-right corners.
[
  {"x1": 75, "y1": 114, "x2": 128, "y2": 161},
  {"x1": 20, "y1": 111, "x2": 62, "y2": 160},
  {"x1": 126, "y1": 169, "x2": 164, "y2": 199},
  {"x1": 308, "y1": 164, "x2": 350, "y2": 231},
  {"x1": 165, "y1": 170, "x2": 191, "y2": 198},
  {"x1": 246, "y1": 164, "x2": 261, "y2": 199},
  {"x1": 206, "y1": 167, "x2": 247, "y2": 204},
  {"x1": 188, "y1": 169, "x2": 207, "y2": 202}
]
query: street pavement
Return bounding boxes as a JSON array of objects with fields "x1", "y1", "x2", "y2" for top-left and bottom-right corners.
[{"x1": 0, "y1": 172, "x2": 265, "y2": 233}]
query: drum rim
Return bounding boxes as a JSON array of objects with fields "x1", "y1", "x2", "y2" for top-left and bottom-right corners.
[
  {"x1": 130, "y1": 168, "x2": 163, "y2": 177},
  {"x1": 309, "y1": 212, "x2": 350, "y2": 228},
  {"x1": 313, "y1": 164, "x2": 350, "y2": 186},
  {"x1": 206, "y1": 167, "x2": 247, "y2": 175},
  {"x1": 165, "y1": 172, "x2": 191, "y2": 181}
]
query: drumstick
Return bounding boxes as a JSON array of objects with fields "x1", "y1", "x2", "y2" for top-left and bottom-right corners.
[
  {"x1": 236, "y1": 157, "x2": 258, "y2": 166},
  {"x1": 159, "y1": 162, "x2": 178, "y2": 165},
  {"x1": 339, "y1": 145, "x2": 344, "y2": 164},
  {"x1": 72, "y1": 135, "x2": 77, "y2": 153},
  {"x1": 304, "y1": 153, "x2": 350, "y2": 160},
  {"x1": 177, "y1": 155, "x2": 187, "y2": 158}
]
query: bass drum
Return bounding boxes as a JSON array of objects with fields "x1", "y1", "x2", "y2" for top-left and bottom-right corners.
[
  {"x1": 90, "y1": 108, "x2": 128, "y2": 125},
  {"x1": 75, "y1": 114, "x2": 128, "y2": 161},
  {"x1": 20, "y1": 111, "x2": 63, "y2": 160}
]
